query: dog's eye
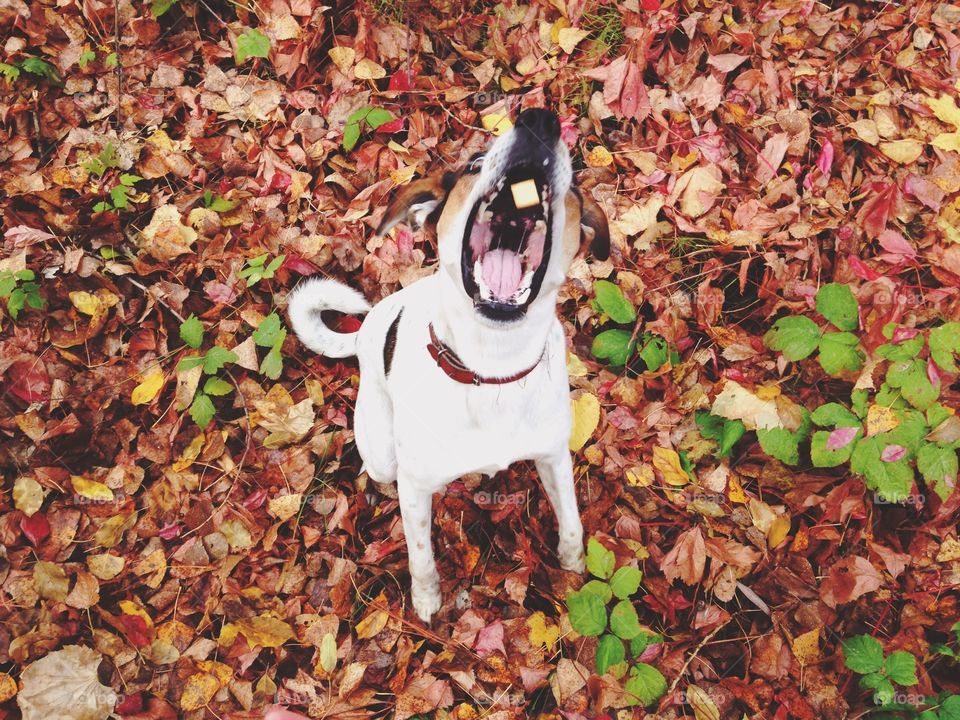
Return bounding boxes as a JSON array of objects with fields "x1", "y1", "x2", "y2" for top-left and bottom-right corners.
[{"x1": 465, "y1": 153, "x2": 486, "y2": 172}]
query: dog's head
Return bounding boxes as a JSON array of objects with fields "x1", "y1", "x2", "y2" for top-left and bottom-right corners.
[{"x1": 376, "y1": 108, "x2": 609, "y2": 324}]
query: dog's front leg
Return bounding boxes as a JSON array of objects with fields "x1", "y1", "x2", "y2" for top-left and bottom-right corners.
[
  {"x1": 535, "y1": 450, "x2": 585, "y2": 572},
  {"x1": 397, "y1": 476, "x2": 442, "y2": 622}
]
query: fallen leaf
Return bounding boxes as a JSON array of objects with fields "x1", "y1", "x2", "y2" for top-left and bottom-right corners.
[
  {"x1": 569, "y1": 392, "x2": 600, "y2": 451},
  {"x1": 17, "y1": 646, "x2": 116, "y2": 720}
]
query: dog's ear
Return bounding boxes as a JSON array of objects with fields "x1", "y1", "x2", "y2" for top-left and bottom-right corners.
[
  {"x1": 580, "y1": 192, "x2": 610, "y2": 261},
  {"x1": 375, "y1": 172, "x2": 458, "y2": 236}
]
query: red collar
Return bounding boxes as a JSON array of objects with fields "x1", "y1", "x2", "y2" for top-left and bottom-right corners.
[{"x1": 427, "y1": 323, "x2": 543, "y2": 386}]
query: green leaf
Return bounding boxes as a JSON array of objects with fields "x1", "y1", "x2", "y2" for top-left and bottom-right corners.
[
  {"x1": 109, "y1": 185, "x2": 129, "y2": 209},
  {"x1": 843, "y1": 634, "x2": 884, "y2": 674},
  {"x1": 78, "y1": 50, "x2": 96, "y2": 68},
  {"x1": 260, "y1": 342, "x2": 284, "y2": 380},
  {"x1": 811, "y1": 403, "x2": 861, "y2": 427},
  {"x1": 208, "y1": 195, "x2": 238, "y2": 212},
  {"x1": 624, "y1": 663, "x2": 667, "y2": 707},
  {"x1": 887, "y1": 360, "x2": 939, "y2": 410},
  {"x1": 609, "y1": 600, "x2": 642, "y2": 640},
  {"x1": 235, "y1": 28, "x2": 271, "y2": 64},
  {"x1": 940, "y1": 695, "x2": 960, "y2": 720},
  {"x1": 811, "y1": 428, "x2": 862, "y2": 467},
  {"x1": 203, "y1": 377, "x2": 233, "y2": 396},
  {"x1": 863, "y1": 674, "x2": 895, "y2": 705},
  {"x1": 586, "y1": 537, "x2": 615, "y2": 579},
  {"x1": 179, "y1": 314, "x2": 204, "y2": 349},
  {"x1": 92, "y1": 201, "x2": 111, "y2": 213},
  {"x1": 930, "y1": 322, "x2": 960, "y2": 372},
  {"x1": 815, "y1": 282, "x2": 859, "y2": 331},
  {"x1": 818, "y1": 332, "x2": 864, "y2": 375},
  {"x1": 917, "y1": 442, "x2": 958, "y2": 501},
  {"x1": 0, "y1": 274, "x2": 16, "y2": 296},
  {"x1": 26, "y1": 291, "x2": 45, "y2": 309},
  {"x1": 763, "y1": 315, "x2": 820, "y2": 361},
  {"x1": 119, "y1": 173, "x2": 142, "y2": 186},
  {"x1": 343, "y1": 122, "x2": 362, "y2": 152},
  {"x1": 566, "y1": 589, "x2": 607, "y2": 637},
  {"x1": 595, "y1": 634, "x2": 626, "y2": 676},
  {"x1": 851, "y1": 436, "x2": 914, "y2": 501},
  {"x1": 884, "y1": 651, "x2": 918, "y2": 686},
  {"x1": 365, "y1": 107, "x2": 395, "y2": 129},
  {"x1": 0, "y1": 62, "x2": 21, "y2": 82},
  {"x1": 593, "y1": 280, "x2": 637, "y2": 324},
  {"x1": 20, "y1": 57, "x2": 60, "y2": 83},
  {"x1": 152, "y1": 0, "x2": 178, "y2": 16},
  {"x1": 757, "y1": 427, "x2": 801, "y2": 466},
  {"x1": 630, "y1": 632, "x2": 655, "y2": 658},
  {"x1": 203, "y1": 346, "x2": 238, "y2": 375},
  {"x1": 609, "y1": 566, "x2": 642, "y2": 600},
  {"x1": 7, "y1": 288, "x2": 26, "y2": 318},
  {"x1": 591, "y1": 329, "x2": 635, "y2": 367},
  {"x1": 105, "y1": 52, "x2": 118, "y2": 68},
  {"x1": 189, "y1": 393, "x2": 215, "y2": 429},
  {"x1": 581, "y1": 579, "x2": 613, "y2": 603},
  {"x1": 637, "y1": 334, "x2": 669, "y2": 371},
  {"x1": 263, "y1": 254, "x2": 285, "y2": 278},
  {"x1": 346, "y1": 107, "x2": 373, "y2": 126},
  {"x1": 253, "y1": 312, "x2": 283, "y2": 347},
  {"x1": 176, "y1": 355, "x2": 204, "y2": 373}
]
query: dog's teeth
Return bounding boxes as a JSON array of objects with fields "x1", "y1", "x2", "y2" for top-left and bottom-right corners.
[
  {"x1": 515, "y1": 284, "x2": 531, "y2": 304},
  {"x1": 474, "y1": 259, "x2": 492, "y2": 300}
]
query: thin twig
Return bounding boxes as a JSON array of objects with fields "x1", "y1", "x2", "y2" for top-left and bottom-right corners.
[{"x1": 666, "y1": 621, "x2": 730, "y2": 699}]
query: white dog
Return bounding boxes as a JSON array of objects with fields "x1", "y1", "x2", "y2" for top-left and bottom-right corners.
[{"x1": 287, "y1": 109, "x2": 609, "y2": 622}]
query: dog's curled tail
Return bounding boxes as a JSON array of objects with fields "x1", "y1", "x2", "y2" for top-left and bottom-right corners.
[{"x1": 287, "y1": 278, "x2": 372, "y2": 358}]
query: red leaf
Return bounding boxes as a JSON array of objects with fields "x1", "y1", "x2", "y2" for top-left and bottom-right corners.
[
  {"x1": 116, "y1": 692, "x2": 144, "y2": 715},
  {"x1": 857, "y1": 182, "x2": 901, "y2": 239},
  {"x1": 8, "y1": 358, "x2": 50, "y2": 402},
  {"x1": 204, "y1": 280, "x2": 239, "y2": 304},
  {"x1": 265, "y1": 171, "x2": 291, "y2": 195},
  {"x1": 847, "y1": 254, "x2": 883, "y2": 281},
  {"x1": 333, "y1": 316, "x2": 363, "y2": 333},
  {"x1": 816, "y1": 138, "x2": 834, "y2": 176},
  {"x1": 375, "y1": 118, "x2": 405, "y2": 134},
  {"x1": 119, "y1": 614, "x2": 152, "y2": 647},
  {"x1": 641, "y1": 0, "x2": 660, "y2": 9},
  {"x1": 281, "y1": 254, "x2": 320, "y2": 276},
  {"x1": 159, "y1": 523, "x2": 181, "y2": 540},
  {"x1": 388, "y1": 68, "x2": 414, "y2": 91},
  {"x1": 21, "y1": 512, "x2": 50, "y2": 545}
]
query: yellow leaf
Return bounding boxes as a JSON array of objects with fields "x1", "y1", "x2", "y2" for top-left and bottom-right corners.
[
  {"x1": 234, "y1": 615, "x2": 294, "y2": 648},
  {"x1": 687, "y1": 685, "x2": 720, "y2": 720},
  {"x1": 119, "y1": 600, "x2": 154, "y2": 626},
  {"x1": 585, "y1": 145, "x2": 614, "y2": 168},
  {"x1": 932, "y1": 132, "x2": 960, "y2": 153},
  {"x1": 355, "y1": 608, "x2": 389, "y2": 639},
  {"x1": 768, "y1": 514, "x2": 791, "y2": 548},
  {"x1": 557, "y1": 27, "x2": 590, "y2": 54},
  {"x1": 173, "y1": 433, "x2": 205, "y2": 471},
  {"x1": 319, "y1": 632, "x2": 337, "y2": 673},
  {"x1": 937, "y1": 536, "x2": 960, "y2": 562},
  {"x1": 220, "y1": 519, "x2": 253, "y2": 549},
  {"x1": 0, "y1": 672, "x2": 16, "y2": 703},
  {"x1": 87, "y1": 553, "x2": 125, "y2": 580},
  {"x1": 69, "y1": 290, "x2": 102, "y2": 316},
  {"x1": 867, "y1": 404, "x2": 900, "y2": 436},
  {"x1": 527, "y1": 611, "x2": 559, "y2": 648},
  {"x1": 268, "y1": 493, "x2": 302, "y2": 522},
  {"x1": 13, "y1": 476, "x2": 44, "y2": 516},
  {"x1": 925, "y1": 94, "x2": 960, "y2": 128},
  {"x1": 72, "y1": 475, "x2": 114, "y2": 502},
  {"x1": 879, "y1": 139, "x2": 924, "y2": 164},
  {"x1": 550, "y1": 17, "x2": 571, "y2": 44},
  {"x1": 652, "y1": 446, "x2": 689, "y2": 486},
  {"x1": 328, "y1": 46, "x2": 355, "y2": 72},
  {"x1": 727, "y1": 474, "x2": 748, "y2": 503},
  {"x1": 482, "y1": 113, "x2": 513, "y2": 136},
  {"x1": 181, "y1": 673, "x2": 220, "y2": 711},
  {"x1": 131, "y1": 368, "x2": 165, "y2": 405},
  {"x1": 569, "y1": 392, "x2": 600, "y2": 452},
  {"x1": 390, "y1": 165, "x2": 417, "y2": 186},
  {"x1": 625, "y1": 464, "x2": 654, "y2": 487},
  {"x1": 354, "y1": 58, "x2": 386, "y2": 80},
  {"x1": 792, "y1": 627, "x2": 821, "y2": 666},
  {"x1": 566, "y1": 352, "x2": 588, "y2": 377}
]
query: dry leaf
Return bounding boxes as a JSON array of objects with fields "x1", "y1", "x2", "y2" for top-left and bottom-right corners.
[
  {"x1": 17, "y1": 646, "x2": 116, "y2": 720},
  {"x1": 569, "y1": 392, "x2": 600, "y2": 451}
]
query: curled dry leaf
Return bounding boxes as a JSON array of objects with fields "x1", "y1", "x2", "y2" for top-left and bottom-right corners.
[{"x1": 17, "y1": 646, "x2": 117, "y2": 720}]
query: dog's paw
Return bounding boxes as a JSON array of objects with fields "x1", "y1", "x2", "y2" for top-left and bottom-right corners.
[
  {"x1": 411, "y1": 574, "x2": 442, "y2": 623},
  {"x1": 558, "y1": 541, "x2": 585, "y2": 574}
]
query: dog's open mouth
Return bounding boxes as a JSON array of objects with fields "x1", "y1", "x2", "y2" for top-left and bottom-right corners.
[{"x1": 461, "y1": 165, "x2": 552, "y2": 321}]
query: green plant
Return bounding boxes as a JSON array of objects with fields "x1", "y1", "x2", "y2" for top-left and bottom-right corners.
[
  {"x1": 83, "y1": 144, "x2": 143, "y2": 213},
  {"x1": 565, "y1": 538, "x2": 666, "y2": 708},
  {"x1": 581, "y1": 2, "x2": 625, "y2": 57},
  {"x1": 342, "y1": 106, "x2": 397, "y2": 152},
  {"x1": 152, "y1": 0, "x2": 179, "y2": 16},
  {"x1": 238, "y1": 253, "x2": 285, "y2": 288},
  {"x1": 235, "y1": 28, "x2": 270, "y2": 64},
  {"x1": 590, "y1": 280, "x2": 675, "y2": 371},
  {"x1": 757, "y1": 284, "x2": 959, "y2": 502},
  {"x1": 842, "y1": 634, "x2": 960, "y2": 718},
  {"x1": 695, "y1": 411, "x2": 746, "y2": 460},
  {"x1": 0, "y1": 269, "x2": 45, "y2": 319},
  {"x1": 202, "y1": 190, "x2": 238, "y2": 213},
  {"x1": 0, "y1": 56, "x2": 61, "y2": 84}
]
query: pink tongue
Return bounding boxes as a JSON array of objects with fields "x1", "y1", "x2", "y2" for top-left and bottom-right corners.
[{"x1": 481, "y1": 249, "x2": 523, "y2": 300}]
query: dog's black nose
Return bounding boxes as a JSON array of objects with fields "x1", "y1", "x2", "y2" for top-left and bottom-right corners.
[{"x1": 515, "y1": 108, "x2": 560, "y2": 142}]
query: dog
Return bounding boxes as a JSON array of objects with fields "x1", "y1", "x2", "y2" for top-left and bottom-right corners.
[{"x1": 287, "y1": 108, "x2": 609, "y2": 622}]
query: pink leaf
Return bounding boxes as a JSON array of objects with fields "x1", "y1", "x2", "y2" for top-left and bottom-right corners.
[
  {"x1": 904, "y1": 174, "x2": 945, "y2": 211},
  {"x1": 817, "y1": 138, "x2": 834, "y2": 176},
  {"x1": 826, "y1": 426, "x2": 859, "y2": 451},
  {"x1": 159, "y1": 523, "x2": 181, "y2": 540},
  {"x1": 928, "y1": 357, "x2": 941, "y2": 387},
  {"x1": 707, "y1": 54, "x2": 748, "y2": 73},
  {"x1": 847, "y1": 254, "x2": 884, "y2": 281},
  {"x1": 756, "y1": 133, "x2": 790, "y2": 184},
  {"x1": 878, "y1": 230, "x2": 916, "y2": 260},
  {"x1": 264, "y1": 708, "x2": 312, "y2": 720},
  {"x1": 281, "y1": 254, "x2": 320, "y2": 276},
  {"x1": 892, "y1": 327, "x2": 919, "y2": 342},
  {"x1": 388, "y1": 68, "x2": 414, "y2": 91},
  {"x1": 204, "y1": 280, "x2": 239, "y2": 304},
  {"x1": 374, "y1": 118, "x2": 405, "y2": 134},
  {"x1": 4, "y1": 224, "x2": 55, "y2": 249},
  {"x1": 475, "y1": 621, "x2": 506, "y2": 658},
  {"x1": 881, "y1": 444, "x2": 907, "y2": 462}
]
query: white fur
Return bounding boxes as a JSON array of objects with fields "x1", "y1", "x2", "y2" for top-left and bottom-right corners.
[{"x1": 287, "y1": 125, "x2": 585, "y2": 622}]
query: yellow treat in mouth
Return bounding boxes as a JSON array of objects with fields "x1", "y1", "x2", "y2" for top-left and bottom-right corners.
[{"x1": 510, "y1": 179, "x2": 540, "y2": 209}]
